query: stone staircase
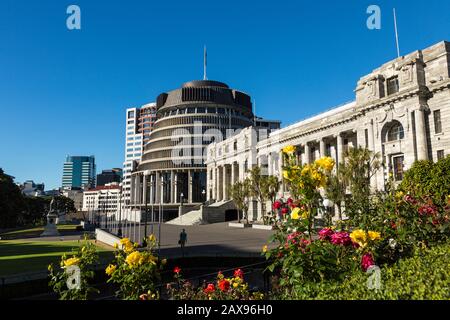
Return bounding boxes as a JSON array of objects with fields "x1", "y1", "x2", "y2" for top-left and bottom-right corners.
[
  {"x1": 165, "y1": 200, "x2": 237, "y2": 226},
  {"x1": 166, "y1": 209, "x2": 203, "y2": 226}
]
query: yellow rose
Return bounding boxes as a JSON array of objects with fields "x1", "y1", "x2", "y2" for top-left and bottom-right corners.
[
  {"x1": 262, "y1": 245, "x2": 268, "y2": 253},
  {"x1": 63, "y1": 257, "x2": 80, "y2": 267},
  {"x1": 113, "y1": 243, "x2": 119, "y2": 249},
  {"x1": 283, "y1": 170, "x2": 290, "y2": 180},
  {"x1": 291, "y1": 207, "x2": 301, "y2": 220},
  {"x1": 282, "y1": 145, "x2": 296, "y2": 154},
  {"x1": 315, "y1": 157, "x2": 335, "y2": 172},
  {"x1": 148, "y1": 234, "x2": 156, "y2": 243},
  {"x1": 301, "y1": 210, "x2": 310, "y2": 220},
  {"x1": 350, "y1": 229, "x2": 367, "y2": 248},
  {"x1": 368, "y1": 231, "x2": 381, "y2": 241},
  {"x1": 125, "y1": 251, "x2": 143, "y2": 267},
  {"x1": 105, "y1": 264, "x2": 116, "y2": 276}
]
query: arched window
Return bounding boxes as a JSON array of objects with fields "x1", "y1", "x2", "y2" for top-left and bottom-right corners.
[{"x1": 387, "y1": 121, "x2": 404, "y2": 142}]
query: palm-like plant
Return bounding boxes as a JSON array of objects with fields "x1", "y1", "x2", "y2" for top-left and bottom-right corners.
[{"x1": 229, "y1": 179, "x2": 251, "y2": 224}]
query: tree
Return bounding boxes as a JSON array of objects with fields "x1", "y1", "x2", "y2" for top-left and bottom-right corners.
[
  {"x1": 229, "y1": 179, "x2": 251, "y2": 224},
  {"x1": 324, "y1": 168, "x2": 347, "y2": 221},
  {"x1": 339, "y1": 147, "x2": 381, "y2": 223},
  {"x1": 0, "y1": 168, "x2": 26, "y2": 228},
  {"x1": 248, "y1": 167, "x2": 280, "y2": 219}
]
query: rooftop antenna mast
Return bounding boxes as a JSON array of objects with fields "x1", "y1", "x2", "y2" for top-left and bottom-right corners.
[
  {"x1": 203, "y1": 45, "x2": 207, "y2": 80},
  {"x1": 393, "y1": 8, "x2": 401, "y2": 58}
]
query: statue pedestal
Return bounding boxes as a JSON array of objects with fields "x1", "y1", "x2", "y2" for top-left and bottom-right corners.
[{"x1": 41, "y1": 212, "x2": 60, "y2": 237}]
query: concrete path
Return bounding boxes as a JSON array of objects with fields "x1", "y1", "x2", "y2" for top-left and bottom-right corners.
[{"x1": 113, "y1": 222, "x2": 275, "y2": 258}]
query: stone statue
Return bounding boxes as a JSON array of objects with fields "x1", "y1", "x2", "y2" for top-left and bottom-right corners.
[{"x1": 40, "y1": 197, "x2": 60, "y2": 237}]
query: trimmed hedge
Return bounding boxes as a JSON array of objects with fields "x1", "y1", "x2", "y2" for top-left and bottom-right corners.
[{"x1": 282, "y1": 241, "x2": 450, "y2": 300}]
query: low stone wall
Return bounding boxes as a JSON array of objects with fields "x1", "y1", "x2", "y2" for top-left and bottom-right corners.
[{"x1": 95, "y1": 228, "x2": 121, "y2": 248}]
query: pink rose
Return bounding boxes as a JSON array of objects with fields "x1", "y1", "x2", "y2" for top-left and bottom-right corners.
[
  {"x1": 361, "y1": 253, "x2": 375, "y2": 272},
  {"x1": 331, "y1": 232, "x2": 352, "y2": 246},
  {"x1": 319, "y1": 228, "x2": 334, "y2": 241}
]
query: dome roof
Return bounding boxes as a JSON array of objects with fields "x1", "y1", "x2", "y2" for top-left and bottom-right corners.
[{"x1": 182, "y1": 80, "x2": 229, "y2": 89}]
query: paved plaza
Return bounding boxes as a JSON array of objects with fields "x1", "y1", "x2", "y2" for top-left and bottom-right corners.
[{"x1": 114, "y1": 222, "x2": 275, "y2": 258}]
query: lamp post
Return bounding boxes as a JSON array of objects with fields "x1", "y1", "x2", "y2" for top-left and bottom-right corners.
[
  {"x1": 144, "y1": 177, "x2": 148, "y2": 241},
  {"x1": 202, "y1": 189, "x2": 206, "y2": 205},
  {"x1": 118, "y1": 187, "x2": 123, "y2": 237},
  {"x1": 158, "y1": 175, "x2": 164, "y2": 255},
  {"x1": 322, "y1": 198, "x2": 334, "y2": 226}
]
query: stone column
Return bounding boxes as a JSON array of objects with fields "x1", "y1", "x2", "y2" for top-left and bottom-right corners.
[
  {"x1": 320, "y1": 139, "x2": 326, "y2": 157},
  {"x1": 337, "y1": 134, "x2": 344, "y2": 166},
  {"x1": 231, "y1": 163, "x2": 236, "y2": 186},
  {"x1": 170, "y1": 171, "x2": 175, "y2": 204},
  {"x1": 239, "y1": 162, "x2": 245, "y2": 181},
  {"x1": 368, "y1": 120, "x2": 375, "y2": 152},
  {"x1": 134, "y1": 175, "x2": 140, "y2": 206},
  {"x1": 130, "y1": 175, "x2": 135, "y2": 205},
  {"x1": 216, "y1": 167, "x2": 221, "y2": 201},
  {"x1": 174, "y1": 172, "x2": 178, "y2": 203},
  {"x1": 278, "y1": 151, "x2": 285, "y2": 195},
  {"x1": 415, "y1": 107, "x2": 429, "y2": 161},
  {"x1": 304, "y1": 143, "x2": 310, "y2": 164},
  {"x1": 188, "y1": 170, "x2": 193, "y2": 204},
  {"x1": 149, "y1": 175, "x2": 154, "y2": 205},
  {"x1": 155, "y1": 172, "x2": 160, "y2": 204},
  {"x1": 222, "y1": 165, "x2": 228, "y2": 201},
  {"x1": 368, "y1": 121, "x2": 377, "y2": 191},
  {"x1": 267, "y1": 153, "x2": 273, "y2": 176},
  {"x1": 142, "y1": 174, "x2": 148, "y2": 205}
]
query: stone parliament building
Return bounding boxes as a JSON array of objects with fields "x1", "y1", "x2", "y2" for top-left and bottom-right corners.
[
  {"x1": 130, "y1": 41, "x2": 449, "y2": 223},
  {"x1": 205, "y1": 41, "x2": 450, "y2": 222}
]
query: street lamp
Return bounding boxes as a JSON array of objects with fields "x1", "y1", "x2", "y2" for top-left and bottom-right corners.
[
  {"x1": 322, "y1": 198, "x2": 334, "y2": 226},
  {"x1": 158, "y1": 175, "x2": 164, "y2": 255},
  {"x1": 118, "y1": 187, "x2": 123, "y2": 237},
  {"x1": 202, "y1": 189, "x2": 206, "y2": 204}
]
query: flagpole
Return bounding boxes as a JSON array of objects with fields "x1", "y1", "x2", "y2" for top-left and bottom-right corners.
[
  {"x1": 393, "y1": 8, "x2": 401, "y2": 58},
  {"x1": 203, "y1": 46, "x2": 207, "y2": 80}
]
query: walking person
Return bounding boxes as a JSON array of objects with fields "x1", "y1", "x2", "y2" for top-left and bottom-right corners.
[{"x1": 179, "y1": 229, "x2": 187, "y2": 257}]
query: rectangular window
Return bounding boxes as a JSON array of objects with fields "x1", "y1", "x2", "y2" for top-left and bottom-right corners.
[
  {"x1": 392, "y1": 156, "x2": 404, "y2": 181},
  {"x1": 387, "y1": 76, "x2": 399, "y2": 95},
  {"x1": 128, "y1": 111, "x2": 135, "y2": 119},
  {"x1": 437, "y1": 150, "x2": 445, "y2": 160},
  {"x1": 434, "y1": 110, "x2": 442, "y2": 134},
  {"x1": 365, "y1": 129, "x2": 369, "y2": 148}
]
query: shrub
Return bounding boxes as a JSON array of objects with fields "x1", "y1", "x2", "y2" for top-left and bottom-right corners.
[
  {"x1": 399, "y1": 155, "x2": 450, "y2": 207},
  {"x1": 167, "y1": 268, "x2": 265, "y2": 300},
  {"x1": 273, "y1": 241, "x2": 450, "y2": 300},
  {"x1": 105, "y1": 235, "x2": 165, "y2": 300},
  {"x1": 48, "y1": 237, "x2": 99, "y2": 300}
]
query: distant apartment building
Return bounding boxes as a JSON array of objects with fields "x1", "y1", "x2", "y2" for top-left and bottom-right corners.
[
  {"x1": 82, "y1": 183, "x2": 121, "y2": 222},
  {"x1": 122, "y1": 103, "x2": 157, "y2": 206},
  {"x1": 62, "y1": 155, "x2": 96, "y2": 189},
  {"x1": 96, "y1": 168, "x2": 123, "y2": 187},
  {"x1": 62, "y1": 187, "x2": 84, "y2": 211},
  {"x1": 20, "y1": 180, "x2": 45, "y2": 197}
]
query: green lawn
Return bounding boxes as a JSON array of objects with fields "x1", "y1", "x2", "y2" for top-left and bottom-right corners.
[
  {"x1": 0, "y1": 240, "x2": 114, "y2": 277},
  {"x1": 0, "y1": 224, "x2": 80, "y2": 240}
]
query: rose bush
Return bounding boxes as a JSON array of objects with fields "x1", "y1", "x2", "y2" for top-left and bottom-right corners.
[{"x1": 105, "y1": 235, "x2": 165, "y2": 300}]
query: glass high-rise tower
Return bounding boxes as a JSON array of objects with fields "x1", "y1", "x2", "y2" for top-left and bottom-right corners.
[{"x1": 62, "y1": 155, "x2": 96, "y2": 189}]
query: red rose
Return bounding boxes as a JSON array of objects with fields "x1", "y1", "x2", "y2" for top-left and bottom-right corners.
[
  {"x1": 218, "y1": 279, "x2": 230, "y2": 292},
  {"x1": 204, "y1": 283, "x2": 215, "y2": 294},
  {"x1": 273, "y1": 201, "x2": 282, "y2": 210},
  {"x1": 281, "y1": 207, "x2": 289, "y2": 215},
  {"x1": 234, "y1": 269, "x2": 244, "y2": 279},
  {"x1": 173, "y1": 266, "x2": 181, "y2": 274}
]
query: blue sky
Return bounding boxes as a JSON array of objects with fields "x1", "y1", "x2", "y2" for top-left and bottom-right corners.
[{"x1": 1, "y1": 0, "x2": 449, "y2": 189}]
